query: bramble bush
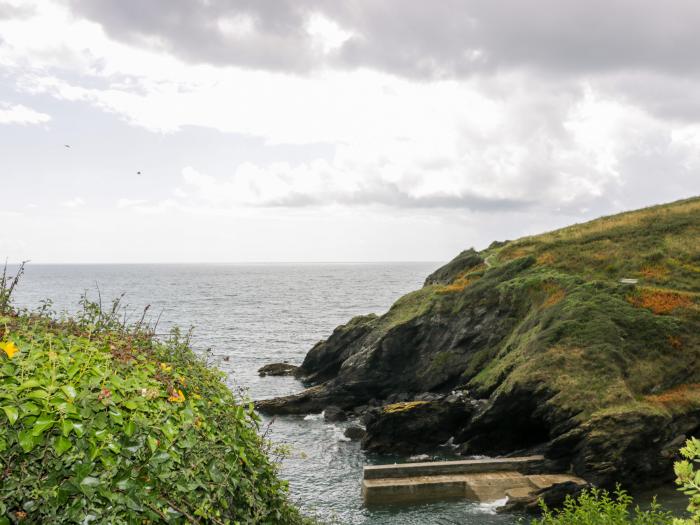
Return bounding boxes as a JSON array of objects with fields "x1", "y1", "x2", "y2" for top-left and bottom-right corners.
[{"x1": 0, "y1": 264, "x2": 311, "y2": 524}]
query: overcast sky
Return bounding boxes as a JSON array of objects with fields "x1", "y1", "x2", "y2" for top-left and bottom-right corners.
[{"x1": 1, "y1": 0, "x2": 699, "y2": 263}]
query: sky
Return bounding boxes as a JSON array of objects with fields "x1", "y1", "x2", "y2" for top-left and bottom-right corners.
[{"x1": 1, "y1": 1, "x2": 699, "y2": 263}]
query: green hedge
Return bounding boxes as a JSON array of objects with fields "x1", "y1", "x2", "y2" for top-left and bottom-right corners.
[{"x1": 0, "y1": 293, "x2": 309, "y2": 524}]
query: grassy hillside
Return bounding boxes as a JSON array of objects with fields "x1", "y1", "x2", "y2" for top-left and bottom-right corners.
[
  {"x1": 263, "y1": 196, "x2": 700, "y2": 487},
  {"x1": 0, "y1": 272, "x2": 310, "y2": 524}
]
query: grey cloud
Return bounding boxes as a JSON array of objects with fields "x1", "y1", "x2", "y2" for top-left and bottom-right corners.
[
  {"x1": 0, "y1": 2, "x2": 34, "y2": 19},
  {"x1": 264, "y1": 182, "x2": 533, "y2": 211},
  {"x1": 66, "y1": 0, "x2": 700, "y2": 78}
]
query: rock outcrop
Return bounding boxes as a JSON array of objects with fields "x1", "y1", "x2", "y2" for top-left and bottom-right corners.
[
  {"x1": 258, "y1": 362, "x2": 300, "y2": 377},
  {"x1": 256, "y1": 196, "x2": 700, "y2": 490}
]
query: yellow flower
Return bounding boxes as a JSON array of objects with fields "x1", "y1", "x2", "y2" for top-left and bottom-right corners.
[
  {"x1": 160, "y1": 363, "x2": 172, "y2": 372},
  {"x1": 0, "y1": 341, "x2": 19, "y2": 359},
  {"x1": 168, "y1": 389, "x2": 185, "y2": 403}
]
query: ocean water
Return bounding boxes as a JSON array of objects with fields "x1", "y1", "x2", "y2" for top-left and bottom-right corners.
[{"x1": 9, "y1": 263, "x2": 525, "y2": 524}]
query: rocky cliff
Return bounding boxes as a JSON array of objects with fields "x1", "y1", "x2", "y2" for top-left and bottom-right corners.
[{"x1": 257, "y1": 196, "x2": 700, "y2": 489}]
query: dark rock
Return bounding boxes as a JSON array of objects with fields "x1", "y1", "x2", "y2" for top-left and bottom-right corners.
[
  {"x1": 498, "y1": 481, "x2": 591, "y2": 514},
  {"x1": 258, "y1": 362, "x2": 300, "y2": 377},
  {"x1": 352, "y1": 405, "x2": 368, "y2": 416},
  {"x1": 414, "y1": 392, "x2": 443, "y2": 402},
  {"x1": 255, "y1": 385, "x2": 332, "y2": 415},
  {"x1": 323, "y1": 405, "x2": 347, "y2": 422},
  {"x1": 361, "y1": 398, "x2": 475, "y2": 454},
  {"x1": 344, "y1": 424, "x2": 366, "y2": 440},
  {"x1": 297, "y1": 314, "x2": 379, "y2": 384}
]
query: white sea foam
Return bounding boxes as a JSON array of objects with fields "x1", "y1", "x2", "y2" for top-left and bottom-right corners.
[{"x1": 471, "y1": 497, "x2": 508, "y2": 514}]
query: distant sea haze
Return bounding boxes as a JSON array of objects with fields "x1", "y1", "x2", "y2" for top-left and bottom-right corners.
[{"x1": 11, "y1": 262, "x2": 523, "y2": 524}]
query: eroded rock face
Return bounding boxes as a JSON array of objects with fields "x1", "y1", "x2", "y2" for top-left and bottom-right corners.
[{"x1": 362, "y1": 398, "x2": 475, "y2": 454}]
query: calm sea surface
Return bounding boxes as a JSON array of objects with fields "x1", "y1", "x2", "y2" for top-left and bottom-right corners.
[{"x1": 9, "y1": 263, "x2": 683, "y2": 523}]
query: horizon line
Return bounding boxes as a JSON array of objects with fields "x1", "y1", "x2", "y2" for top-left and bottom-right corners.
[{"x1": 4, "y1": 260, "x2": 445, "y2": 266}]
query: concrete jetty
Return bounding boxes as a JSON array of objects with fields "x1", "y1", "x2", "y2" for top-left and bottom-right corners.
[{"x1": 362, "y1": 455, "x2": 586, "y2": 506}]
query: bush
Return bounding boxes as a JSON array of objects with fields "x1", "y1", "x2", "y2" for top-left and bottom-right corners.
[
  {"x1": 531, "y1": 486, "x2": 674, "y2": 525},
  {"x1": 0, "y1": 274, "x2": 309, "y2": 523},
  {"x1": 674, "y1": 437, "x2": 700, "y2": 524}
]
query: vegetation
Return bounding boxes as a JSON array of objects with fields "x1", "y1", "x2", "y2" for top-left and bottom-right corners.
[
  {"x1": 674, "y1": 437, "x2": 700, "y2": 524},
  {"x1": 0, "y1": 265, "x2": 310, "y2": 524},
  {"x1": 531, "y1": 486, "x2": 673, "y2": 525},
  {"x1": 530, "y1": 434, "x2": 700, "y2": 525}
]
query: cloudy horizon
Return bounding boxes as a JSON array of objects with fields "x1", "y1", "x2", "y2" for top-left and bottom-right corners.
[{"x1": 1, "y1": 0, "x2": 699, "y2": 263}]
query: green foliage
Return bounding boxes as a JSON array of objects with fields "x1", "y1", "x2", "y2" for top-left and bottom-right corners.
[
  {"x1": 674, "y1": 437, "x2": 700, "y2": 524},
  {"x1": 531, "y1": 486, "x2": 674, "y2": 525},
  {"x1": 0, "y1": 284, "x2": 310, "y2": 523}
]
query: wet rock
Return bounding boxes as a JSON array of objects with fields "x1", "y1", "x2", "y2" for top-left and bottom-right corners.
[
  {"x1": 255, "y1": 385, "x2": 331, "y2": 415},
  {"x1": 352, "y1": 405, "x2": 368, "y2": 417},
  {"x1": 257, "y1": 362, "x2": 300, "y2": 377},
  {"x1": 344, "y1": 424, "x2": 366, "y2": 440},
  {"x1": 324, "y1": 405, "x2": 347, "y2": 422},
  {"x1": 498, "y1": 481, "x2": 591, "y2": 514},
  {"x1": 362, "y1": 398, "x2": 475, "y2": 454}
]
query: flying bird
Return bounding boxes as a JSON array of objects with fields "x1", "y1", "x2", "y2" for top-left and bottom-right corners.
[
  {"x1": 64, "y1": 144, "x2": 70, "y2": 148},
  {"x1": 137, "y1": 171, "x2": 142, "y2": 175}
]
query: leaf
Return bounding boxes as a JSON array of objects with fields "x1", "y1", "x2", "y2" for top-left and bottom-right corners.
[
  {"x1": 61, "y1": 385, "x2": 77, "y2": 401},
  {"x1": 123, "y1": 420, "x2": 136, "y2": 437},
  {"x1": 147, "y1": 435, "x2": 158, "y2": 453},
  {"x1": 72, "y1": 422, "x2": 85, "y2": 437},
  {"x1": 31, "y1": 414, "x2": 55, "y2": 437},
  {"x1": 54, "y1": 435, "x2": 72, "y2": 456},
  {"x1": 0, "y1": 437, "x2": 6, "y2": 452},
  {"x1": 61, "y1": 419, "x2": 74, "y2": 437},
  {"x1": 18, "y1": 379, "x2": 41, "y2": 391},
  {"x1": 1, "y1": 405, "x2": 18, "y2": 425},
  {"x1": 18, "y1": 430, "x2": 36, "y2": 452},
  {"x1": 79, "y1": 476, "x2": 101, "y2": 496}
]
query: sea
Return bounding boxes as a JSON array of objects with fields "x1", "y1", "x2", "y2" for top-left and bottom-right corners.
[{"x1": 8, "y1": 263, "x2": 685, "y2": 524}]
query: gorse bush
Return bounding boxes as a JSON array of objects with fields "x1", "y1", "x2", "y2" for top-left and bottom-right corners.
[
  {"x1": 531, "y1": 486, "x2": 674, "y2": 525},
  {"x1": 0, "y1": 265, "x2": 310, "y2": 524}
]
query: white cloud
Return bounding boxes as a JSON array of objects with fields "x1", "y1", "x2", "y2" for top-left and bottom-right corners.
[
  {"x1": 0, "y1": 102, "x2": 50, "y2": 125},
  {"x1": 116, "y1": 198, "x2": 148, "y2": 209},
  {"x1": 60, "y1": 197, "x2": 85, "y2": 208},
  {"x1": 306, "y1": 13, "x2": 353, "y2": 55}
]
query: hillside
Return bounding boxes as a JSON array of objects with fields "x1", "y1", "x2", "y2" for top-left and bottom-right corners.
[{"x1": 258, "y1": 196, "x2": 700, "y2": 488}]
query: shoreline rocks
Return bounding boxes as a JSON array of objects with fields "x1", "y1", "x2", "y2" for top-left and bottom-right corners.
[{"x1": 258, "y1": 362, "x2": 300, "y2": 377}]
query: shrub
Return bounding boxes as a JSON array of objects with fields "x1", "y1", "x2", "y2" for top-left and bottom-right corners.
[
  {"x1": 674, "y1": 437, "x2": 700, "y2": 524},
  {"x1": 0, "y1": 270, "x2": 310, "y2": 524},
  {"x1": 531, "y1": 486, "x2": 674, "y2": 525}
]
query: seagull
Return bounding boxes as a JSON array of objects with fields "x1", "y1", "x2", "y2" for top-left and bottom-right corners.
[
  {"x1": 64, "y1": 144, "x2": 71, "y2": 148},
  {"x1": 137, "y1": 171, "x2": 142, "y2": 175}
]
